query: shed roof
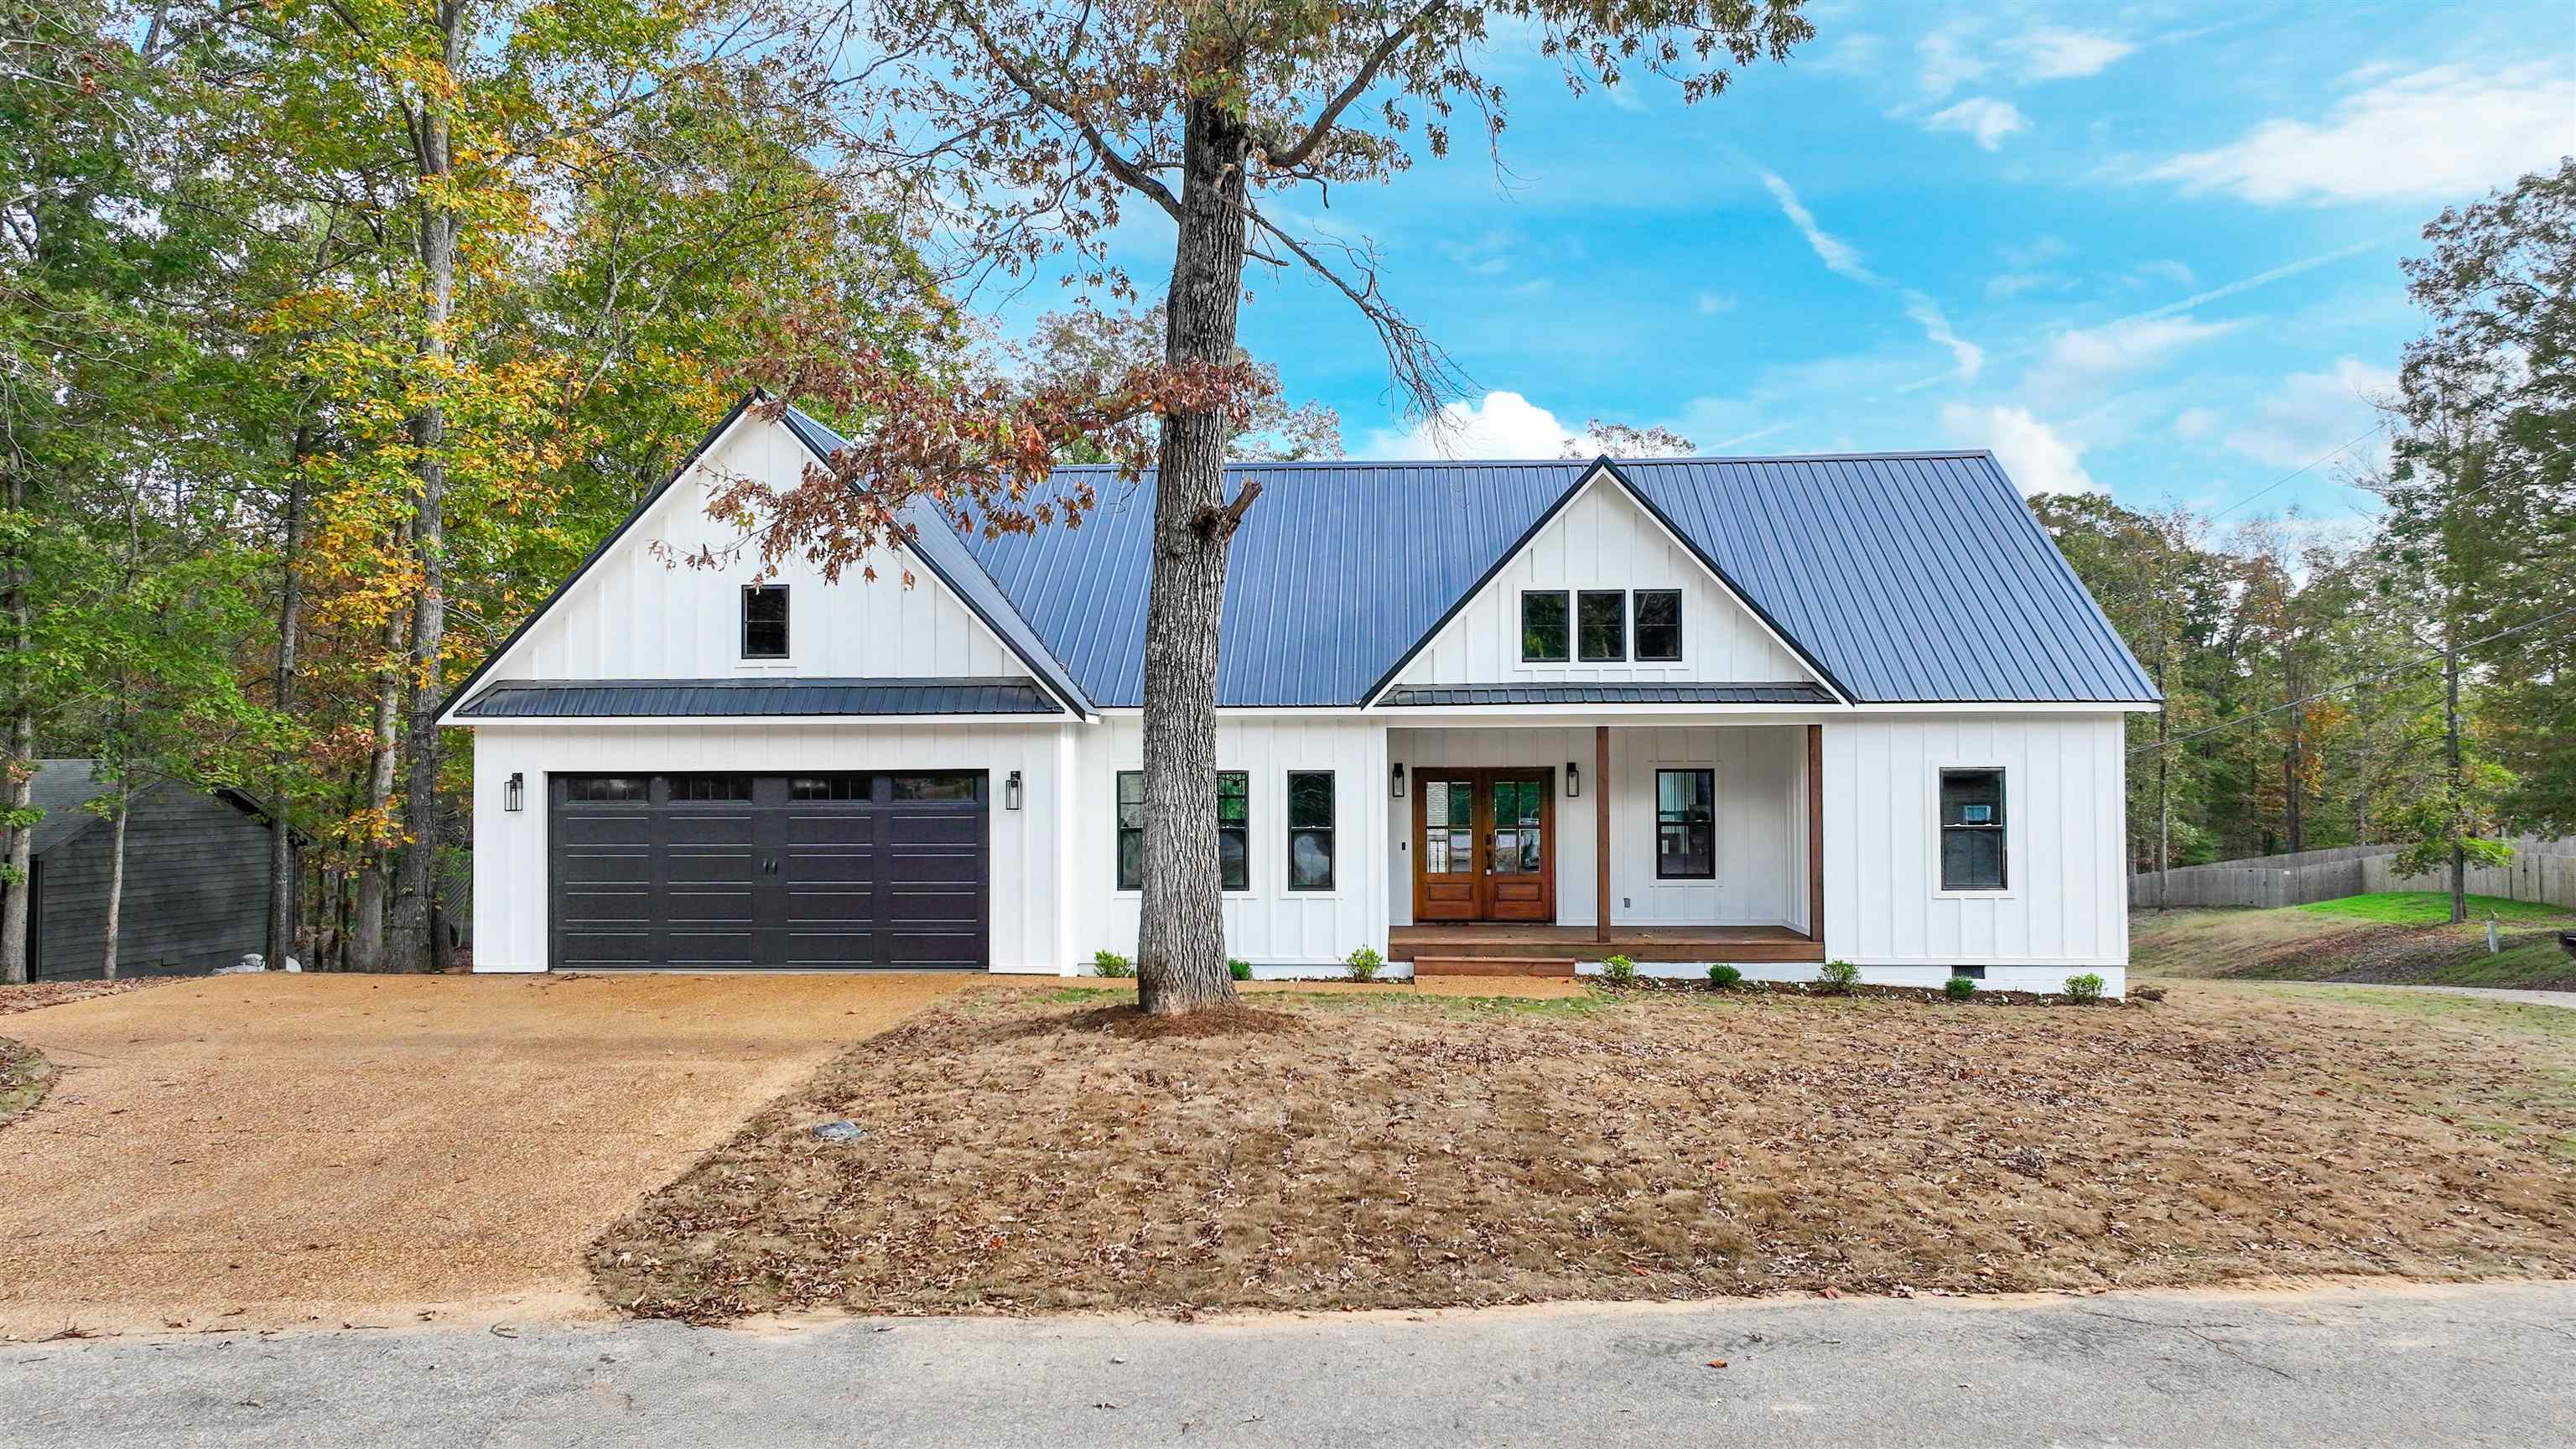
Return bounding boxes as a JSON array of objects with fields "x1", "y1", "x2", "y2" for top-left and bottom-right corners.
[
  {"x1": 26, "y1": 760, "x2": 280, "y2": 857},
  {"x1": 453, "y1": 678, "x2": 1062, "y2": 719}
]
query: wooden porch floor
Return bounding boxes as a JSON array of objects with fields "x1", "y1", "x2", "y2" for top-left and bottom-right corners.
[{"x1": 1389, "y1": 924, "x2": 1824, "y2": 964}]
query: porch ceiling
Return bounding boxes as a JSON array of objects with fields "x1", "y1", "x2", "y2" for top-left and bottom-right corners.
[{"x1": 1379, "y1": 683, "x2": 1836, "y2": 708}]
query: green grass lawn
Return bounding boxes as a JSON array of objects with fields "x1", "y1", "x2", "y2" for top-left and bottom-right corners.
[{"x1": 2298, "y1": 891, "x2": 2573, "y2": 926}]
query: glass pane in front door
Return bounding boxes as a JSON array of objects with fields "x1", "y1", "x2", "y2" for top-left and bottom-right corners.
[
  {"x1": 1488, "y1": 779, "x2": 1544, "y2": 874},
  {"x1": 1423, "y1": 776, "x2": 1475, "y2": 874}
]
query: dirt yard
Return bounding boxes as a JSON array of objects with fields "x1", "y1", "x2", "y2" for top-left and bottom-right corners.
[
  {"x1": 596, "y1": 981, "x2": 2576, "y2": 1322},
  {"x1": 0, "y1": 971, "x2": 969, "y2": 1337}
]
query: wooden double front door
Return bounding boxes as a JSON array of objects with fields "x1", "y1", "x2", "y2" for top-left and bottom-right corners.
[{"x1": 1410, "y1": 768, "x2": 1556, "y2": 923}]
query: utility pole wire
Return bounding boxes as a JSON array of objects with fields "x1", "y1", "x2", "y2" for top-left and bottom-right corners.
[
  {"x1": 2206, "y1": 422, "x2": 2387, "y2": 525},
  {"x1": 2127, "y1": 602, "x2": 2576, "y2": 757}
]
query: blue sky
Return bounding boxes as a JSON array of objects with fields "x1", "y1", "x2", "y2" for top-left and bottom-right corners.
[{"x1": 1051, "y1": 2, "x2": 2575, "y2": 530}]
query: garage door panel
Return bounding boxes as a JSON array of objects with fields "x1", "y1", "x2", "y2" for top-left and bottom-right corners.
[{"x1": 551, "y1": 771, "x2": 987, "y2": 969}]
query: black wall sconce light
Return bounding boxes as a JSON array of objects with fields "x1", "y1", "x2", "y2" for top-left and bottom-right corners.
[
  {"x1": 1005, "y1": 769, "x2": 1023, "y2": 810},
  {"x1": 1566, "y1": 761, "x2": 1581, "y2": 798},
  {"x1": 1390, "y1": 762, "x2": 1406, "y2": 798},
  {"x1": 504, "y1": 771, "x2": 525, "y2": 813}
]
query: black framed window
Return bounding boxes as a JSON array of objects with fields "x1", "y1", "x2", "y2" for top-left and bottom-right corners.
[
  {"x1": 1118, "y1": 770, "x2": 1251, "y2": 891},
  {"x1": 741, "y1": 584, "x2": 790, "y2": 658},
  {"x1": 1578, "y1": 590, "x2": 1626, "y2": 662},
  {"x1": 1286, "y1": 771, "x2": 1334, "y2": 891},
  {"x1": 1520, "y1": 589, "x2": 1569, "y2": 662},
  {"x1": 1635, "y1": 589, "x2": 1682, "y2": 661},
  {"x1": 1115, "y1": 771, "x2": 1145, "y2": 890},
  {"x1": 1218, "y1": 770, "x2": 1249, "y2": 891},
  {"x1": 1654, "y1": 768, "x2": 1715, "y2": 880},
  {"x1": 1940, "y1": 769, "x2": 2007, "y2": 891},
  {"x1": 566, "y1": 776, "x2": 647, "y2": 804},
  {"x1": 890, "y1": 773, "x2": 980, "y2": 801}
]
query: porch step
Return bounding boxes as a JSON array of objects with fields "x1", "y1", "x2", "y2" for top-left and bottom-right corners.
[{"x1": 1412, "y1": 955, "x2": 1579, "y2": 979}]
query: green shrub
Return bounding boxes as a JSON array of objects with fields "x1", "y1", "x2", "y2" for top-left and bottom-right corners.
[
  {"x1": 1091, "y1": 949, "x2": 1135, "y2": 979},
  {"x1": 1943, "y1": 974, "x2": 1978, "y2": 1001},
  {"x1": 1345, "y1": 946, "x2": 1385, "y2": 983},
  {"x1": 1816, "y1": 959, "x2": 1861, "y2": 995},
  {"x1": 2064, "y1": 972, "x2": 2107, "y2": 1004},
  {"x1": 1228, "y1": 958, "x2": 1252, "y2": 982},
  {"x1": 1600, "y1": 953, "x2": 1638, "y2": 985},
  {"x1": 1707, "y1": 963, "x2": 1743, "y2": 990}
]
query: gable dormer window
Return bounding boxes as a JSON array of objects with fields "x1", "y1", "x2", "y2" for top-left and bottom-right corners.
[
  {"x1": 1520, "y1": 590, "x2": 1570, "y2": 662},
  {"x1": 741, "y1": 584, "x2": 790, "y2": 658},
  {"x1": 1578, "y1": 590, "x2": 1626, "y2": 662},
  {"x1": 1634, "y1": 590, "x2": 1682, "y2": 661}
]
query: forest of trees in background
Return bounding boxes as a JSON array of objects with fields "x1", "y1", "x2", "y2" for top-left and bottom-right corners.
[{"x1": 1, "y1": 0, "x2": 2568, "y2": 978}]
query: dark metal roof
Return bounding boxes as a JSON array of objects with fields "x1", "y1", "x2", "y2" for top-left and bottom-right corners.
[
  {"x1": 1381, "y1": 683, "x2": 1839, "y2": 708},
  {"x1": 451, "y1": 678, "x2": 1064, "y2": 719},
  {"x1": 28, "y1": 759, "x2": 282, "y2": 856},
  {"x1": 949, "y1": 453, "x2": 2158, "y2": 707}
]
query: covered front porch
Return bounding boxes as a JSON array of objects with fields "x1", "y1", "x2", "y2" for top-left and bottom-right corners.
[{"x1": 1384, "y1": 721, "x2": 1825, "y2": 973}]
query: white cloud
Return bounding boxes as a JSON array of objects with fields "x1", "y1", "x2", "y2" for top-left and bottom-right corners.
[
  {"x1": 2132, "y1": 258, "x2": 2197, "y2": 288},
  {"x1": 2146, "y1": 61, "x2": 2575, "y2": 205},
  {"x1": 1810, "y1": 34, "x2": 1884, "y2": 76},
  {"x1": 1927, "y1": 96, "x2": 2030, "y2": 150},
  {"x1": 1916, "y1": 23, "x2": 1987, "y2": 99},
  {"x1": 2001, "y1": 235, "x2": 2075, "y2": 267},
  {"x1": 2004, "y1": 26, "x2": 2133, "y2": 80},
  {"x1": 1943, "y1": 404, "x2": 2098, "y2": 496},
  {"x1": 2222, "y1": 356, "x2": 2399, "y2": 468},
  {"x1": 2173, "y1": 407, "x2": 2220, "y2": 441},
  {"x1": 1695, "y1": 291, "x2": 1740, "y2": 316},
  {"x1": 1361, "y1": 390, "x2": 1572, "y2": 460},
  {"x1": 2041, "y1": 315, "x2": 2238, "y2": 377},
  {"x1": 1986, "y1": 271, "x2": 2070, "y2": 300},
  {"x1": 1758, "y1": 168, "x2": 1984, "y2": 382}
]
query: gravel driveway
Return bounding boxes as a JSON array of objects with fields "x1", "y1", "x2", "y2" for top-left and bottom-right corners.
[{"x1": 0, "y1": 971, "x2": 969, "y2": 1338}]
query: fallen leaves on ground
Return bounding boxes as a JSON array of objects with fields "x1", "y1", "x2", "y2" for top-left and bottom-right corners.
[{"x1": 594, "y1": 984, "x2": 2576, "y2": 1323}]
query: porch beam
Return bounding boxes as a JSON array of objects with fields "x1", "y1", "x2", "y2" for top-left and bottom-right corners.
[
  {"x1": 1807, "y1": 723, "x2": 1825, "y2": 943},
  {"x1": 1596, "y1": 725, "x2": 1611, "y2": 943}
]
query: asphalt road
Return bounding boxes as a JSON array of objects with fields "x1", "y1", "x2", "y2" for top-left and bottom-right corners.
[{"x1": 7, "y1": 1280, "x2": 2573, "y2": 1447}]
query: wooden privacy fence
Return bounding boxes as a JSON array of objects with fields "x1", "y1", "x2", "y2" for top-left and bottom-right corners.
[{"x1": 2132, "y1": 835, "x2": 2576, "y2": 910}]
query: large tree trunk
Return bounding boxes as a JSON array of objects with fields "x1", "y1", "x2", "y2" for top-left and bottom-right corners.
[
  {"x1": 392, "y1": 74, "x2": 459, "y2": 975},
  {"x1": 0, "y1": 464, "x2": 29, "y2": 985},
  {"x1": 267, "y1": 427, "x2": 309, "y2": 969},
  {"x1": 350, "y1": 611, "x2": 407, "y2": 972},
  {"x1": 1134, "y1": 96, "x2": 1251, "y2": 1016},
  {"x1": 2154, "y1": 651, "x2": 2170, "y2": 911},
  {"x1": 101, "y1": 792, "x2": 128, "y2": 979}
]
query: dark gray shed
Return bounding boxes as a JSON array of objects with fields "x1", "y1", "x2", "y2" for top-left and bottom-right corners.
[{"x1": 7, "y1": 761, "x2": 281, "y2": 981}]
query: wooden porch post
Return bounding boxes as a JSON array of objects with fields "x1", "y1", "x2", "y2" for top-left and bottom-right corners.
[
  {"x1": 1806, "y1": 724, "x2": 1825, "y2": 943},
  {"x1": 1595, "y1": 725, "x2": 1611, "y2": 943}
]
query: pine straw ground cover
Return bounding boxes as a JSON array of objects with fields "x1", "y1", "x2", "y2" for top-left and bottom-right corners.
[
  {"x1": 0, "y1": 1037, "x2": 51, "y2": 1126},
  {"x1": 593, "y1": 983, "x2": 2576, "y2": 1322}
]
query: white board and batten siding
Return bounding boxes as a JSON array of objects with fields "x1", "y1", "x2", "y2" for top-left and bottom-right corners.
[
  {"x1": 475, "y1": 414, "x2": 1030, "y2": 688},
  {"x1": 470, "y1": 722, "x2": 1069, "y2": 973},
  {"x1": 1820, "y1": 714, "x2": 2129, "y2": 993},
  {"x1": 1394, "y1": 475, "x2": 1818, "y2": 689},
  {"x1": 1068, "y1": 716, "x2": 1389, "y2": 971}
]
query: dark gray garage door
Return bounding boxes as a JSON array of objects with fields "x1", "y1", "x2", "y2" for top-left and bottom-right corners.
[{"x1": 548, "y1": 771, "x2": 987, "y2": 969}]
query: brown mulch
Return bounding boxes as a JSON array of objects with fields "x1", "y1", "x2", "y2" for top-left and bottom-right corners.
[
  {"x1": 0, "y1": 979, "x2": 164, "y2": 1018},
  {"x1": 593, "y1": 983, "x2": 2576, "y2": 1324}
]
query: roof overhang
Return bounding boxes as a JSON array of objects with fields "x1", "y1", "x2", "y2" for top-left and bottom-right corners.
[{"x1": 449, "y1": 677, "x2": 1064, "y2": 722}]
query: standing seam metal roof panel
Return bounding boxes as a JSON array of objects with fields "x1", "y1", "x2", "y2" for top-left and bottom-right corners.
[{"x1": 899, "y1": 449, "x2": 2150, "y2": 708}]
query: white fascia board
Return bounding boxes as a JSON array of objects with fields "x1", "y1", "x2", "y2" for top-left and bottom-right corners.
[{"x1": 453, "y1": 714, "x2": 1077, "y2": 730}]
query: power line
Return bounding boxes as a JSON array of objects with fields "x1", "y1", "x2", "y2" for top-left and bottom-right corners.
[
  {"x1": 2206, "y1": 422, "x2": 2387, "y2": 524},
  {"x1": 2127, "y1": 602, "x2": 2576, "y2": 756}
]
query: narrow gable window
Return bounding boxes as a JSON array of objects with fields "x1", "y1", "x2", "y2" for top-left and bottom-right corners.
[
  {"x1": 1578, "y1": 590, "x2": 1626, "y2": 662},
  {"x1": 1940, "y1": 769, "x2": 2007, "y2": 891},
  {"x1": 1655, "y1": 768, "x2": 1715, "y2": 879},
  {"x1": 1286, "y1": 771, "x2": 1334, "y2": 891},
  {"x1": 1520, "y1": 589, "x2": 1570, "y2": 662},
  {"x1": 741, "y1": 584, "x2": 790, "y2": 658},
  {"x1": 1634, "y1": 590, "x2": 1682, "y2": 661}
]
